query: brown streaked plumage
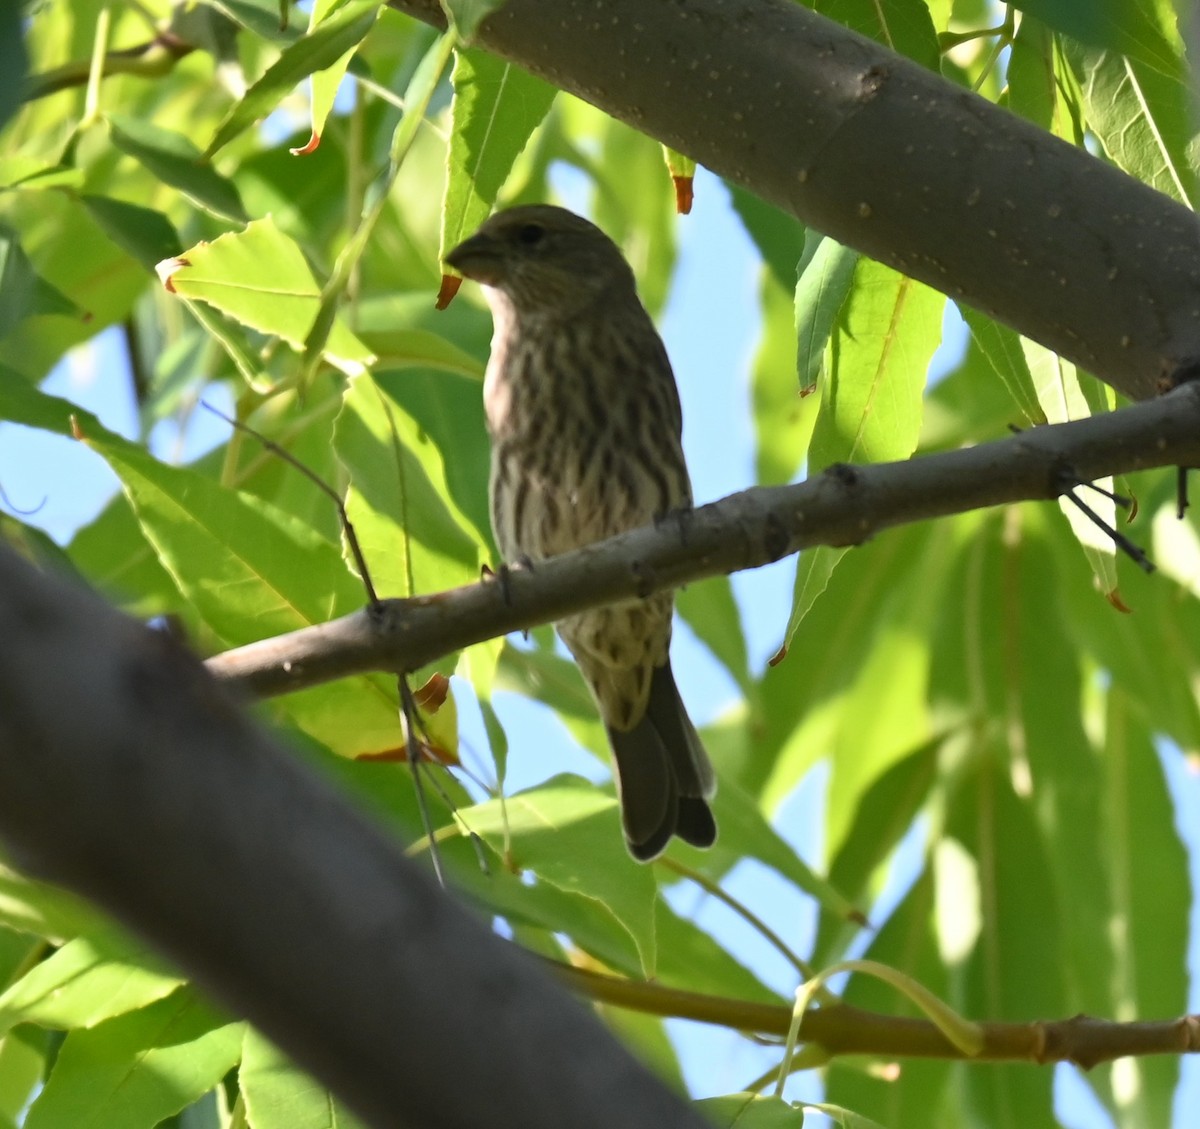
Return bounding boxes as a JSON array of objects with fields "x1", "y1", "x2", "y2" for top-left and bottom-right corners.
[{"x1": 446, "y1": 204, "x2": 717, "y2": 860}]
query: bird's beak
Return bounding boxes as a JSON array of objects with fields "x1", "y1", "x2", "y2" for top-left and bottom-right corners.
[{"x1": 444, "y1": 233, "x2": 505, "y2": 286}]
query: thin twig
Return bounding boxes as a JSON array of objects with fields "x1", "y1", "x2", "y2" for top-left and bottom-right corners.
[{"x1": 199, "y1": 401, "x2": 380, "y2": 605}]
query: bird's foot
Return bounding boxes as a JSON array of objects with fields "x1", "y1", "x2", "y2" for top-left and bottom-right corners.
[{"x1": 481, "y1": 556, "x2": 535, "y2": 607}]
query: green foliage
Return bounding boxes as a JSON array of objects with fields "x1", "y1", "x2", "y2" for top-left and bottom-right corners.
[{"x1": 0, "y1": 1, "x2": 1197, "y2": 1127}]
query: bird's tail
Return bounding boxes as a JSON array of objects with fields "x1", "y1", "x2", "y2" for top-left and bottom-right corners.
[{"x1": 607, "y1": 661, "x2": 717, "y2": 861}]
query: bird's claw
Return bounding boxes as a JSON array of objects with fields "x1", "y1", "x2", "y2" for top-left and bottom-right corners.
[{"x1": 482, "y1": 556, "x2": 535, "y2": 607}]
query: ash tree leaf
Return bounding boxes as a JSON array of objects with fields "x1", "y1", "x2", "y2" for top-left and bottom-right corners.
[
  {"x1": 204, "y1": 0, "x2": 382, "y2": 158},
  {"x1": 795, "y1": 234, "x2": 857, "y2": 390},
  {"x1": 786, "y1": 257, "x2": 943, "y2": 647},
  {"x1": 108, "y1": 115, "x2": 248, "y2": 224},
  {"x1": 240, "y1": 1028, "x2": 368, "y2": 1129},
  {"x1": 441, "y1": 49, "x2": 557, "y2": 264},
  {"x1": 158, "y1": 217, "x2": 374, "y2": 376},
  {"x1": 960, "y1": 307, "x2": 1043, "y2": 423},
  {"x1": 1023, "y1": 337, "x2": 1117, "y2": 594},
  {"x1": 1009, "y1": 0, "x2": 1180, "y2": 75},
  {"x1": 302, "y1": 0, "x2": 383, "y2": 155},
  {"x1": 22, "y1": 989, "x2": 244, "y2": 1129},
  {"x1": 0, "y1": 927, "x2": 182, "y2": 1036},
  {"x1": 464, "y1": 775, "x2": 661, "y2": 976},
  {"x1": 1067, "y1": 33, "x2": 1196, "y2": 207},
  {"x1": 335, "y1": 370, "x2": 486, "y2": 605},
  {"x1": 815, "y1": 0, "x2": 940, "y2": 69},
  {"x1": 0, "y1": 2, "x2": 28, "y2": 134},
  {"x1": 79, "y1": 196, "x2": 182, "y2": 271},
  {"x1": 440, "y1": 0, "x2": 508, "y2": 42},
  {"x1": 697, "y1": 1092, "x2": 805, "y2": 1128},
  {"x1": 0, "y1": 227, "x2": 81, "y2": 336}
]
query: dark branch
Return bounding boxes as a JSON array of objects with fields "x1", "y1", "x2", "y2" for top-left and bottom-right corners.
[
  {"x1": 0, "y1": 546, "x2": 710, "y2": 1129},
  {"x1": 206, "y1": 383, "x2": 1200, "y2": 698},
  {"x1": 390, "y1": 0, "x2": 1200, "y2": 404}
]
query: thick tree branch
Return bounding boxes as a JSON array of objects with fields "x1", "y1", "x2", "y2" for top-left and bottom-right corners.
[
  {"x1": 391, "y1": 0, "x2": 1200, "y2": 404},
  {"x1": 206, "y1": 382, "x2": 1200, "y2": 698},
  {"x1": 0, "y1": 545, "x2": 711, "y2": 1129},
  {"x1": 551, "y1": 964, "x2": 1200, "y2": 1070}
]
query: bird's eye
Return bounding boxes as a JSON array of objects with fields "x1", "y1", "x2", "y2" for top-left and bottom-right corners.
[{"x1": 516, "y1": 223, "x2": 545, "y2": 246}]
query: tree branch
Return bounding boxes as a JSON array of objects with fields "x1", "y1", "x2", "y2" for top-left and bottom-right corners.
[
  {"x1": 206, "y1": 382, "x2": 1200, "y2": 698},
  {"x1": 390, "y1": 0, "x2": 1200, "y2": 404},
  {"x1": 550, "y1": 963, "x2": 1200, "y2": 1070},
  {"x1": 0, "y1": 544, "x2": 711, "y2": 1129}
]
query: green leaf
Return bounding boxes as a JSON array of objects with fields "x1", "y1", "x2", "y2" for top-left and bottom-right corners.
[
  {"x1": 463, "y1": 775, "x2": 661, "y2": 976},
  {"x1": 754, "y1": 272, "x2": 818, "y2": 486},
  {"x1": 1067, "y1": 35, "x2": 1196, "y2": 207},
  {"x1": 22, "y1": 990, "x2": 243, "y2": 1129},
  {"x1": 706, "y1": 776, "x2": 860, "y2": 922},
  {"x1": 795, "y1": 234, "x2": 857, "y2": 390},
  {"x1": 0, "y1": 927, "x2": 182, "y2": 1035},
  {"x1": 1009, "y1": 0, "x2": 1182, "y2": 75},
  {"x1": 441, "y1": 49, "x2": 557, "y2": 263},
  {"x1": 204, "y1": 0, "x2": 382, "y2": 158},
  {"x1": 359, "y1": 327, "x2": 485, "y2": 379},
  {"x1": 809, "y1": 257, "x2": 943, "y2": 469},
  {"x1": 0, "y1": 158, "x2": 83, "y2": 191},
  {"x1": 0, "y1": 862, "x2": 101, "y2": 943},
  {"x1": 160, "y1": 217, "x2": 374, "y2": 376},
  {"x1": 947, "y1": 759, "x2": 1063, "y2": 1127},
  {"x1": 0, "y1": 226, "x2": 81, "y2": 338},
  {"x1": 240, "y1": 1028, "x2": 368, "y2": 1129},
  {"x1": 784, "y1": 254, "x2": 942, "y2": 646},
  {"x1": 697, "y1": 1093, "x2": 804, "y2": 1128},
  {"x1": 801, "y1": 1101, "x2": 888, "y2": 1128},
  {"x1": 813, "y1": 736, "x2": 940, "y2": 965},
  {"x1": 334, "y1": 370, "x2": 487, "y2": 603},
  {"x1": 107, "y1": 116, "x2": 248, "y2": 224},
  {"x1": 0, "y1": 1023, "x2": 46, "y2": 1127},
  {"x1": 959, "y1": 307, "x2": 1043, "y2": 423},
  {"x1": 303, "y1": 0, "x2": 376, "y2": 155},
  {"x1": 1097, "y1": 691, "x2": 1188, "y2": 1126},
  {"x1": 827, "y1": 872, "x2": 951, "y2": 1126},
  {"x1": 1005, "y1": 14, "x2": 1058, "y2": 132},
  {"x1": 440, "y1": 0, "x2": 508, "y2": 42},
  {"x1": 815, "y1": 0, "x2": 940, "y2": 68},
  {"x1": 79, "y1": 196, "x2": 182, "y2": 271},
  {"x1": 754, "y1": 523, "x2": 932, "y2": 808},
  {"x1": 590, "y1": 119, "x2": 679, "y2": 317},
  {"x1": 0, "y1": 4, "x2": 29, "y2": 135},
  {"x1": 1023, "y1": 338, "x2": 1117, "y2": 594}
]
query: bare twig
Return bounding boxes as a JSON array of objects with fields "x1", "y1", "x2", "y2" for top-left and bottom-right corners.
[{"x1": 548, "y1": 962, "x2": 1200, "y2": 1069}]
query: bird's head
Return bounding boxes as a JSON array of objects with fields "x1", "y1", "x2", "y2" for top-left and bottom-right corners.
[{"x1": 445, "y1": 205, "x2": 637, "y2": 320}]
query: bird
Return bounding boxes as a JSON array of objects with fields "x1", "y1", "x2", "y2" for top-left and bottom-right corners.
[{"x1": 445, "y1": 204, "x2": 717, "y2": 861}]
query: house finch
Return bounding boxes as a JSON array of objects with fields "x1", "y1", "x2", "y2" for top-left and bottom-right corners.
[{"x1": 445, "y1": 205, "x2": 717, "y2": 860}]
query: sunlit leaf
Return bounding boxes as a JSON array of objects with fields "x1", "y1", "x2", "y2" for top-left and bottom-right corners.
[
  {"x1": 158, "y1": 217, "x2": 374, "y2": 376},
  {"x1": 204, "y1": 0, "x2": 382, "y2": 157},
  {"x1": 22, "y1": 990, "x2": 243, "y2": 1129},
  {"x1": 240, "y1": 1028, "x2": 368, "y2": 1129},
  {"x1": 441, "y1": 49, "x2": 556, "y2": 264},
  {"x1": 108, "y1": 116, "x2": 248, "y2": 224}
]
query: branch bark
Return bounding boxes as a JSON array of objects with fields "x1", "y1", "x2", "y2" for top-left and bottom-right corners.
[
  {"x1": 0, "y1": 545, "x2": 711, "y2": 1129},
  {"x1": 552, "y1": 963, "x2": 1200, "y2": 1070},
  {"x1": 391, "y1": 0, "x2": 1200, "y2": 404},
  {"x1": 206, "y1": 381, "x2": 1200, "y2": 698}
]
